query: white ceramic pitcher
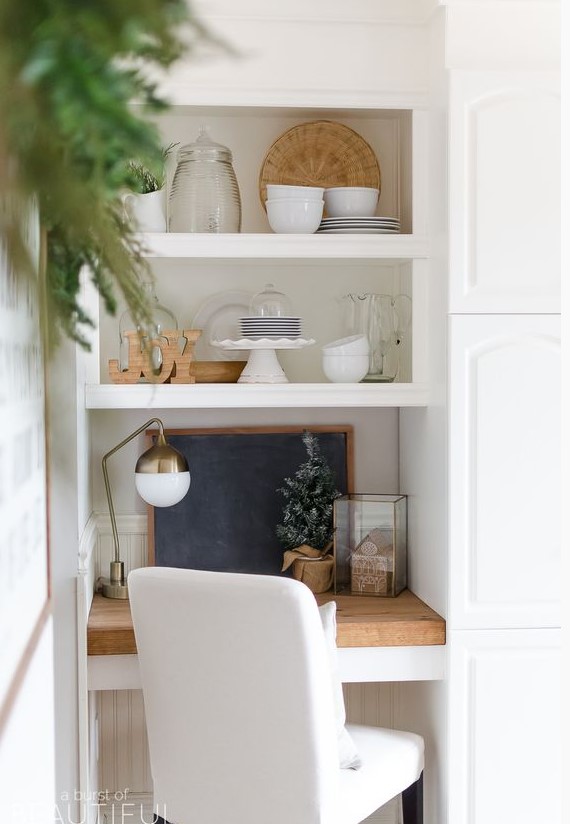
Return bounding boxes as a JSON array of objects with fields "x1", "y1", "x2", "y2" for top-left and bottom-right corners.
[{"x1": 122, "y1": 188, "x2": 167, "y2": 232}]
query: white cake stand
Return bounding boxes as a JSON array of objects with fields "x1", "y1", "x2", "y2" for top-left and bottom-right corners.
[{"x1": 211, "y1": 338, "x2": 315, "y2": 383}]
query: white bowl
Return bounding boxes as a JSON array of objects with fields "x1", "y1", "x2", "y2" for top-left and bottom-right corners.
[
  {"x1": 322, "y1": 354, "x2": 369, "y2": 383},
  {"x1": 266, "y1": 199, "x2": 324, "y2": 234},
  {"x1": 266, "y1": 184, "x2": 324, "y2": 200},
  {"x1": 324, "y1": 187, "x2": 379, "y2": 218},
  {"x1": 322, "y1": 334, "x2": 370, "y2": 356}
]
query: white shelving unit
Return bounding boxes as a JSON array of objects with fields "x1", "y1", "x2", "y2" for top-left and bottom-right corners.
[
  {"x1": 137, "y1": 232, "x2": 429, "y2": 260},
  {"x1": 86, "y1": 101, "x2": 431, "y2": 407},
  {"x1": 85, "y1": 381, "x2": 429, "y2": 409}
]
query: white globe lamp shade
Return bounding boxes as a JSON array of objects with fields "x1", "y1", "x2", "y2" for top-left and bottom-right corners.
[{"x1": 135, "y1": 470, "x2": 191, "y2": 507}]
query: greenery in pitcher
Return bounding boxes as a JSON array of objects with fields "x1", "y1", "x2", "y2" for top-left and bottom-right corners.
[
  {"x1": 127, "y1": 142, "x2": 179, "y2": 195},
  {"x1": 0, "y1": 0, "x2": 222, "y2": 349}
]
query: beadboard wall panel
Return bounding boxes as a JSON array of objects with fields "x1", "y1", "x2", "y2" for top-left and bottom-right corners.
[{"x1": 98, "y1": 689, "x2": 151, "y2": 795}]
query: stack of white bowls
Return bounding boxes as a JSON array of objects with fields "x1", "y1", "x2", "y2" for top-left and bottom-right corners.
[
  {"x1": 265, "y1": 185, "x2": 324, "y2": 234},
  {"x1": 321, "y1": 335, "x2": 370, "y2": 382},
  {"x1": 323, "y1": 186, "x2": 379, "y2": 217},
  {"x1": 239, "y1": 316, "x2": 302, "y2": 340}
]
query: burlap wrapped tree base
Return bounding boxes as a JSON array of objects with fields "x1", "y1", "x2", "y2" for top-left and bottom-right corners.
[{"x1": 281, "y1": 544, "x2": 334, "y2": 594}]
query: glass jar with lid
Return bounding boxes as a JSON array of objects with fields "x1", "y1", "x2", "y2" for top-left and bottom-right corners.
[
  {"x1": 250, "y1": 283, "x2": 293, "y2": 317},
  {"x1": 168, "y1": 127, "x2": 242, "y2": 233},
  {"x1": 119, "y1": 281, "x2": 177, "y2": 378}
]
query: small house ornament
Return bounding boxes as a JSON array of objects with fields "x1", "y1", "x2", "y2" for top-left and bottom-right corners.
[{"x1": 351, "y1": 528, "x2": 393, "y2": 595}]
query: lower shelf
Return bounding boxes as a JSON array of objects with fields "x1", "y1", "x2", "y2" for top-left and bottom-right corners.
[{"x1": 85, "y1": 382, "x2": 429, "y2": 409}]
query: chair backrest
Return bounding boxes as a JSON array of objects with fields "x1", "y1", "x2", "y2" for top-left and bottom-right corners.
[{"x1": 129, "y1": 566, "x2": 339, "y2": 824}]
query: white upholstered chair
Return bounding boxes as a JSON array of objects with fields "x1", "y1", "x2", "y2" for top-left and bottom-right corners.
[{"x1": 129, "y1": 566, "x2": 424, "y2": 824}]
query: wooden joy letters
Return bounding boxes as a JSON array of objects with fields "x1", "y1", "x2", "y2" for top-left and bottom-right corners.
[{"x1": 108, "y1": 329, "x2": 202, "y2": 384}]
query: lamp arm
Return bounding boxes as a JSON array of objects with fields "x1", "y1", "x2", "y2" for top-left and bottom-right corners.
[{"x1": 102, "y1": 417, "x2": 165, "y2": 563}]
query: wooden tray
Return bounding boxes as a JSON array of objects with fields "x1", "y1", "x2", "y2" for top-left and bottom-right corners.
[
  {"x1": 259, "y1": 120, "x2": 381, "y2": 207},
  {"x1": 190, "y1": 361, "x2": 246, "y2": 383}
]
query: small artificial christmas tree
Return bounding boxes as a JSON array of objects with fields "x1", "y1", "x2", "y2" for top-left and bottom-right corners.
[{"x1": 276, "y1": 430, "x2": 341, "y2": 552}]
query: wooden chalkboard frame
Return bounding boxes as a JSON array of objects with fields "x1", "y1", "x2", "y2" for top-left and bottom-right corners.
[{"x1": 146, "y1": 425, "x2": 354, "y2": 575}]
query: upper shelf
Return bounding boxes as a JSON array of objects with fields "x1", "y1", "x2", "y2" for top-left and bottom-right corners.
[
  {"x1": 85, "y1": 383, "x2": 429, "y2": 409},
  {"x1": 137, "y1": 233, "x2": 429, "y2": 261}
]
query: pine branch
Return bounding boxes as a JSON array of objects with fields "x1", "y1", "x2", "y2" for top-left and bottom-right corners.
[{"x1": 276, "y1": 431, "x2": 341, "y2": 551}]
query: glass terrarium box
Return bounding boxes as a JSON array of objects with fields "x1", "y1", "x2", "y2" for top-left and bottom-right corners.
[{"x1": 334, "y1": 494, "x2": 407, "y2": 597}]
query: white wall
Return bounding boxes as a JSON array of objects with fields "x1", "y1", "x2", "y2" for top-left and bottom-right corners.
[
  {"x1": 0, "y1": 624, "x2": 55, "y2": 822},
  {"x1": 0, "y1": 211, "x2": 55, "y2": 818}
]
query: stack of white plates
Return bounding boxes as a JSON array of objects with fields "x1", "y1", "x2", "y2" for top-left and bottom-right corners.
[
  {"x1": 239, "y1": 316, "x2": 302, "y2": 340},
  {"x1": 317, "y1": 216, "x2": 401, "y2": 234}
]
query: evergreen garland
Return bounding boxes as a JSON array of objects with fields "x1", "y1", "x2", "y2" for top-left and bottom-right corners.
[
  {"x1": 0, "y1": 0, "x2": 225, "y2": 350},
  {"x1": 276, "y1": 431, "x2": 341, "y2": 551}
]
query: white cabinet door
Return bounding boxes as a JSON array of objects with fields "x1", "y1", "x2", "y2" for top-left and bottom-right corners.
[
  {"x1": 449, "y1": 315, "x2": 560, "y2": 630},
  {"x1": 449, "y1": 71, "x2": 560, "y2": 313},
  {"x1": 447, "y1": 628, "x2": 561, "y2": 824}
]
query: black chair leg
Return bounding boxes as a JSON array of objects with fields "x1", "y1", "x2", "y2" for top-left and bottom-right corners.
[{"x1": 402, "y1": 771, "x2": 423, "y2": 824}]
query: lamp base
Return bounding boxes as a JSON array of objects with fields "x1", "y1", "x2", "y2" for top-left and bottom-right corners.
[
  {"x1": 101, "y1": 578, "x2": 129, "y2": 599},
  {"x1": 101, "y1": 560, "x2": 129, "y2": 599}
]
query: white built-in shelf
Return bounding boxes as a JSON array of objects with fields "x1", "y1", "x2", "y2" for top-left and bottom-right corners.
[
  {"x1": 138, "y1": 233, "x2": 429, "y2": 261},
  {"x1": 85, "y1": 382, "x2": 429, "y2": 410}
]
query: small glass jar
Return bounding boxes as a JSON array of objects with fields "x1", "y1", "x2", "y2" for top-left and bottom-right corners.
[
  {"x1": 168, "y1": 127, "x2": 242, "y2": 233},
  {"x1": 334, "y1": 493, "x2": 407, "y2": 597},
  {"x1": 119, "y1": 282, "x2": 177, "y2": 378},
  {"x1": 249, "y1": 283, "x2": 293, "y2": 317}
]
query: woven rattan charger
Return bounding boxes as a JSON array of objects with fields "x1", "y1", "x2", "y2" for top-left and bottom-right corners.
[{"x1": 259, "y1": 120, "x2": 381, "y2": 208}]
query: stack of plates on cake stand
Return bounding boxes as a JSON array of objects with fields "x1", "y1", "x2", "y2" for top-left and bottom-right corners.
[
  {"x1": 239, "y1": 316, "x2": 302, "y2": 340},
  {"x1": 316, "y1": 216, "x2": 401, "y2": 234}
]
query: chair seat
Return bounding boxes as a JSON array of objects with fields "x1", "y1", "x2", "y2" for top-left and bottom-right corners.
[{"x1": 336, "y1": 724, "x2": 425, "y2": 824}]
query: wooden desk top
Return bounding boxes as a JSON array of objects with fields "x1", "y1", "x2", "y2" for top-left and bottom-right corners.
[{"x1": 87, "y1": 589, "x2": 445, "y2": 656}]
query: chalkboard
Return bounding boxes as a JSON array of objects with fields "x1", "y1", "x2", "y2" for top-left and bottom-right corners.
[{"x1": 148, "y1": 426, "x2": 353, "y2": 575}]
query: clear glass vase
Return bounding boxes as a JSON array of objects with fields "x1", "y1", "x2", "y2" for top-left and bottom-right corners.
[
  {"x1": 343, "y1": 293, "x2": 397, "y2": 382},
  {"x1": 343, "y1": 293, "x2": 412, "y2": 382},
  {"x1": 168, "y1": 127, "x2": 242, "y2": 233},
  {"x1": 119, "y1": 282, "x2": 177, "y2": 379}
]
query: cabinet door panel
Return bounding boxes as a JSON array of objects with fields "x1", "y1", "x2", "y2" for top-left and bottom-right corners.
[
  {"x1": 449, "y1": 71, "x2": 560, "y2": 313},
  {"x1": 449, "y1": 315, "x2": 560, "y2": 629},
  {"x1": 448, "y1": 629, "x2": 561, "y2": 824}
]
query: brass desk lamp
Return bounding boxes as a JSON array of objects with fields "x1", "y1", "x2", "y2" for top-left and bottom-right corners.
[{"x1": 101, "y1": 417, "x2": 190, "y2": 599}]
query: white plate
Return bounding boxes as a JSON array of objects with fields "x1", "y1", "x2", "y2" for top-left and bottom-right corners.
[
  {"x1": 321, "y1": 216, "x2": 400, "y2": 221},
  {"x1": 240, "y1": 327, "x2": 302, "y2": 332},
  {"x1": 320, "y1": 217, "x2": 400, "y2": 226},
  {"x1": 240, "y1": 325, "x2": 302, "y2": 330},
  {"x1": 320, "y1": 222, "x2": 400, "y2": 228},
  {"x1": 239, "y1": 316, "x2": 301, "y2": 322},
  {"x1": 240, "y1": 320, "x2": 302, "y2": 326},
  {"x1": 316, "y1": 228, "x2": 400, "y2": 234},
  {"x1": 192, "y1": 290, "x2": 254, "y2": 361},
  {"x1": 319, "y1": 222, "x2": 400, "y2": 228},
  {"x1": 244, "y1": 333, "x2": 302, "y2": 339}
]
